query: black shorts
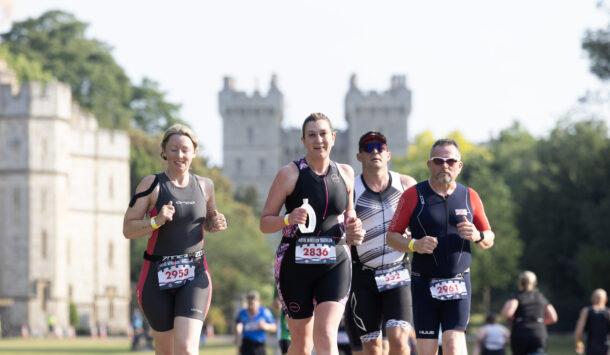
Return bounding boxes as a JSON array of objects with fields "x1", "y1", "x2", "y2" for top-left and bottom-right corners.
[
  {"x1": 348, "y1": 263, "x2": 413, "y2": 342},
  {"x1": 275, "y1": 242, "x2": 351, "y2": 319},
  {"x1": 137, "y1": 255, "x2": 211, "y2": 332},
  {"x1": 411, "y1": 272, "x2": 471, "y2": 338},
  {"x1": 240, "y1": 338, "x2": 266, "y2": 355}
]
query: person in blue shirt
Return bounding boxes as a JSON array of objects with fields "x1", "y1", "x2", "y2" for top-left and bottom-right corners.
[{"x1": 235, "y1": 290, "x2": 277, "y2": 355}]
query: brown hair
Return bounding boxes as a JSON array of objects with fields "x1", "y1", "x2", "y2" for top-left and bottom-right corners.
[
  {"x1": 301, "y1": 112, "x2": 334, "y2": 138},
  {"x1": 430, "y1": 138, "x2": 461, "y2": 158},
  {"x1": 160, "y1": 124, "x2": 199, "y2": 160}
]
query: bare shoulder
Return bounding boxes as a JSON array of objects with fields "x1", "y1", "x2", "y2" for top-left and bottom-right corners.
[
  {"x1": 196, "y1": 175, "x2": 214, "y2": 187},
  {"x1": 400, "y1": 174, "x2": 417, "y2": 189},
  {"x1": 337, "y1": 163, "x2": 355, "y2": 179},
  {"x1": 135, "y1": 174, "x2": 159, "y2": 193}
]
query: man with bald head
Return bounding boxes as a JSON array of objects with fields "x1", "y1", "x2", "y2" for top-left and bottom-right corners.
[{"x1": 574, "y1": 288, "x2": 610, "y2": 355}]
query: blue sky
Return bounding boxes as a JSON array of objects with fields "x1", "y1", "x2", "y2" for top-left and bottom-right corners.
[{"x1": 5, "y1": 0, "x2": 608, "y2": 166}]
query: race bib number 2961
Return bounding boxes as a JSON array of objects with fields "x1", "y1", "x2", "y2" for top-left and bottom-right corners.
[{"x1": 429, "y1": 276, "x2": 467, "y2": 301}]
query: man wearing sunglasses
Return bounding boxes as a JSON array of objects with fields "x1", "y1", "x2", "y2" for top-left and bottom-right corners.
[
  {"x1": 386, "y1": 138, "x2": 495, "y2": 355},
  {"x1": 345, "y1": 131, "x2": 418, "y2": 355}
]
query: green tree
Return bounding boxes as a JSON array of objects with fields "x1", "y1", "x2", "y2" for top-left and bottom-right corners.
[
  {"x1": 1, "y1": 10, "x2": 133, "y2": 128},
  {"x1": 131, "y1": 77, "x2": 186, "y2": 135}
]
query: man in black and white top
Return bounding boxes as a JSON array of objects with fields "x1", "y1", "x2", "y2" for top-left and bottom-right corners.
[{"x1": 346, "y1": 131, "x2": 417, "y2": 355}]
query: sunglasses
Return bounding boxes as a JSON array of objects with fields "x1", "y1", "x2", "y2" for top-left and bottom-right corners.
[
  {"x1": 430, "y1": 157, "x2": 460, "y2": 166},
  {"x1": 361, "y1": 142, "x2": 388, "y2": 153}
]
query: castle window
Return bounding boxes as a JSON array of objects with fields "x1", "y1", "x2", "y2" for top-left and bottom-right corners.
[
  {"x1": 66, "y1": 239, "x2": 71, "y2": 265},
  {"x1": 108, "y1": 242, "x2": 114, "y2": 268},
  {"x1": 41, "y1": 189, "x2": 47, "y2": 212},
  {"x1": 41, "y1": 230, "x2": 48, "y2": 259},
  {"x1": 247, "y1": 127, "x2": 254, "y2": 144},
  {"x1": 259, "y1": 158, "x2": 265, "y2": 173},
  {"x1": 236, "y1": 158, "x2": 242, "y2": 173},
  {"x1": 109, "y1": 176, "x2": 114, "y2": 199}
]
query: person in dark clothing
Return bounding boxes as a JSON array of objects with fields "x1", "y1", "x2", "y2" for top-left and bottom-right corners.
[
  {"x1": 260, "y1": 112, "x2": 364, "y2": 355},
  {"x1": 574, "y1": 288, "x2": 610, "y2": 355},
  {"x1": 501, "y1": 270, "x2": 558, "y2": 355}
]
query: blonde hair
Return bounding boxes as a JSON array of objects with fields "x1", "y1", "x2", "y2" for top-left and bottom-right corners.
[
  {"x1": 592, "y1": 288, "x2": 607, "y2": 305},
  {"x1": 518, "y1": 270, "x2": 537, "y2": 292},
  {"x1": 160, "y1": 124, "x2": 199, "y2": 160}
]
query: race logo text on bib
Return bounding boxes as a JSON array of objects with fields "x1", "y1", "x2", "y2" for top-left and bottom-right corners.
[
  {"x1": 429, "y1": 276, "x2": 467, "y2": 301},
  {"x1": 295, "y1": 237, "x2": 336, "y2": 264},
  {"x1": 157, "y1": 255, "x2": 196, "y2": 290},
  {"x1": 374, "y1": 263, "x2": 411, "y2": 292}
]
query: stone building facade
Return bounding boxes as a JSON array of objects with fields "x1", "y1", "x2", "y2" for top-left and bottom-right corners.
[
  {"x1": 0, "y1": 62, "x2": 131, "y2": 336},
  {"x1": 219, "y1": 74, "x2": 411, "y2": 205}
]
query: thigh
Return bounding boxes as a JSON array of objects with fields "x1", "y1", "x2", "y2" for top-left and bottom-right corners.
[
  {"x1": 350, "y1": 266, "x2": 383, "y2": 336},
  {"x1": 174, "y1": 256, "x2": 211, "y2": 321},
  {"x1": 314, "y1": 244, "x2": 352, "y2": 305},
  {"x1": 411, "y1": 275, "x2": 440, "y2": 339},
  {"x1": 381, "y1": 283, "x2": 413, "y2": 327},
  {"x1": 440, "y1": 273, "x2": 471, "y2": 332},
  {"x1": 278, "y1": 248, "x2": 315, "y2": 319},
  {"x1": 139, "y1": 260, "x2": 175, "y2": 332}
]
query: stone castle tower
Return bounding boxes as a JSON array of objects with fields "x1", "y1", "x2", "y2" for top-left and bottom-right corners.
[
  {"x1": 219, "y1": 74, "x2": 411, "y2": 205},
  {"x1": 0, "y1": 61, "x2": 131, "y2": 336}
]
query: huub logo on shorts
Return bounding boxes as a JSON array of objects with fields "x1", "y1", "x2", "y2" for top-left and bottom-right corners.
[{"x1": 455, "y1": 209, "x2": 468, "y2": 216}]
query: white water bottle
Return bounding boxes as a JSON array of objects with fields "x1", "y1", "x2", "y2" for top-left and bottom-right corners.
[{"x1": 298, "y1": 198, "x2": 316, "y2": 233}]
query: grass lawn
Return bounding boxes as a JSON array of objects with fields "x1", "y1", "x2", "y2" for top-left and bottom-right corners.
[{"x1": 0, "y1": 334, "x2": 575, "y2": 354}]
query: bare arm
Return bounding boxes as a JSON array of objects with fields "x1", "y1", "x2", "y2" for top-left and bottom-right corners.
[
  {"x1": 476, "y1": 230, "x2": 495, "y2": 250},
  {"x1": 544, "y1": 303, "x2": 558, "y2": 325},
  {"x1": 199, "y1": 176, "x2": 227, "y2": 232},
  {"x1": 472, "y1": 327, "x2": 487, "y2": 355},
  {"x1": 338, "y1": 163, "x2": 364, "y2": 245},
  {"x1": 400, "y1": 174, "x2": 417, "y2": 190},
  {"x1": 501, "y1": 299, "x2": 519, "y2": 322},
  {"x1": 234, "y1": 322, "x2": 243, "y2": 345},
  {"x1": 260, "y1": 164, "x2": 303, "y2": 233},
  {"x1": 574, "y1": 307, "x2": 588, "y2": 354},
  {"x1": 122, "y1": 175, "x2": 159, "y2": 239}
]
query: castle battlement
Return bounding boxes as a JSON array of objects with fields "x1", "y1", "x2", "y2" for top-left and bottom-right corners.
[
  {"x1": 219, "y1": 75, "x2": 283, "y2": 118},
  {"x1": 0, "y1": 81, "x2": 72, "y2": 119}
]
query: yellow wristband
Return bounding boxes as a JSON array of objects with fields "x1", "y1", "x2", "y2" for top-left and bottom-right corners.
[
  {"x1": 577, "y1": 341, "x2": 583, "y2": 347},
  {"x1": 150, "y1": 217, "x2": 160, "y2": 230},
  {"x1": 284, "y1": 214, "x2": 290, "y2": 226},
  {"x1": 408, "y1": 239, "x2": 415, "y2": 252}
]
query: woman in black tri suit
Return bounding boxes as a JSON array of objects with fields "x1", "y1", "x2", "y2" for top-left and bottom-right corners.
[
  {"x1": 501, "y1": 270, "x2": 558, "y2": 355},
  {"x1": 260, "y1": 113, "x2": 364, "y2": 355},
  {"x1": 123, "y1": 124, "x2": 227, "y2": 355}
]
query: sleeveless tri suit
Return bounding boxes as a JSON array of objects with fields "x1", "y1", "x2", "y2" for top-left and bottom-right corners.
[
  {"x1": 136, "y1": 172, "x2": 211, "y2": 331},
  {"x1": 275, "y1": 158, "x2": 351, "y2": 319}
]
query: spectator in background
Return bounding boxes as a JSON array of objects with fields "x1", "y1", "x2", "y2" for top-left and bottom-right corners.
[
  {"x1": 273, "y1": 288, "x2": 291, "y2": 354},
  {"x1": 501, "y1": 270, "x2": 558, "y2": 355},
  {"x1": 473, "y1": 313, "x2": 509, "y2": 355},
  {"x1": 574, "y1": 288, "x2": 610, "y2": 355},
  {"x1": 235, "y1": 290, "x2": 277, "y2": 355}
]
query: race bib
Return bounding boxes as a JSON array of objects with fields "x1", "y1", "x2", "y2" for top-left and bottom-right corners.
[
  {"x1": 374, "y1": 263, "x2": 411, "y2": 292},
  {"x1": 244, "y1": 321, "x2": 260, "y2": 331},
  {"x1": 429, "y1": 276, "x2": 467, "y2": 301},
  {"x1": 295, "y1": 237, "x2": 336, "y2": 264},
  {"x1": 157, "y1": 255, "x2": 196, "y2": 290}
]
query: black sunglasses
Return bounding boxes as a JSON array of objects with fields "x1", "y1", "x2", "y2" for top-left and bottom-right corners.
[
  {"x1": 430, "y1": 157, "x2": 460, "y2": 166},
  {"x1": 361, "y1": 142, "x2": 388, "y2": 153}
]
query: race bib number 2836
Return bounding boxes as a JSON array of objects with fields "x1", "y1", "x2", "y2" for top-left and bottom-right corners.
[{"x1": 295, "y1": 237, "x2": 336, "y2": 264}]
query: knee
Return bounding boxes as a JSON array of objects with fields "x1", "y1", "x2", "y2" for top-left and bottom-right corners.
[
  {"x1": 289, "y1": 335, "x2": 314, "y2": 355},
  {"x1": 174, "y1": 339, "x2": 199, "y2": 355},
  {"x1": 387, "y1": 333, "x2": 409, "y2": 351},
  {"x1": 312, "y1": 328, "x2": 335, "y2": 349}
]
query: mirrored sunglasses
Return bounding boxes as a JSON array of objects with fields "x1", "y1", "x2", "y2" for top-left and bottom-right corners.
[
  {"x1": 430, "y1": 157, "x2": 460, "y2": 166},
  {"x1": 361, "y1": 142, "x2": 388, "y2": 153}
]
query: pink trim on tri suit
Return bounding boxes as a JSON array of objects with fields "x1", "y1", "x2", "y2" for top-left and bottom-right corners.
[
  {"x1": 274, "y1": 243, "x2": 290, "y2": 315},
  {"x1": 322, "y1": 178, "x2": 329, "y2": 221}
]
